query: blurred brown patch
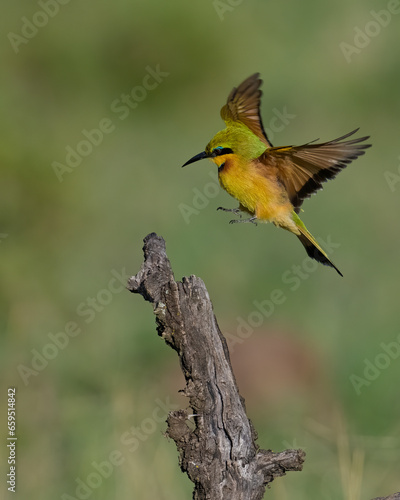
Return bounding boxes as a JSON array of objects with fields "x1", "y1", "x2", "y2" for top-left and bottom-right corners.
[{"x1": 228, "y1": 327, "x2": 335, "y2": 418}]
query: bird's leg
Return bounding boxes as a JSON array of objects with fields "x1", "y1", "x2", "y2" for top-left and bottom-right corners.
[
  {"x1": 229, "y1": 217, "x2": 258, "y2": 226},
  {"x1": 217, "y1": 206, "x2": 257, "y2": 224},
  {"x1": 217, "y1": 207, "x2": 243, "y2": 220},
  {"x1": 217, "y1": 206, "x2": 242, "y2": 217}
]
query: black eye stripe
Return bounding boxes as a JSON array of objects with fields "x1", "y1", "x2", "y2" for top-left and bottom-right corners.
[{"x1": 212, "y1": 147, "x2": 233, "y2": 157}]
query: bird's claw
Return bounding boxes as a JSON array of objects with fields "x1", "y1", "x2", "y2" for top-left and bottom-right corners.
[
  {"x1": 217, "y1": 207, "x2": 242, "y2": 217},
  {"x1": 229, "y1": 217, "x2": 258, "y2": 226}
]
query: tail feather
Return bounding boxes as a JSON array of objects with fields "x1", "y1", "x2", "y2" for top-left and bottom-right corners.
[{"x1": 297, "y1": 226, "x2": 343, "y2": 277}]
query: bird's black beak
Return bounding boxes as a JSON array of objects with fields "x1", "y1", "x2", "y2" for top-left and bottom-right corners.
[{"x1": 182, "y1": 151, "x2": 208, "y2": 167}]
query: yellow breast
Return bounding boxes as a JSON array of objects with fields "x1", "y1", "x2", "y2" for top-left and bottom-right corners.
[{"x1": 217, "y1": 156, "x2": 285, "y2": 220}]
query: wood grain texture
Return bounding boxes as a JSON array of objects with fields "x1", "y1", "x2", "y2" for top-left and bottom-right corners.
[{"x1": 128, "y1": 233, "x2": 304, "y2": 499}]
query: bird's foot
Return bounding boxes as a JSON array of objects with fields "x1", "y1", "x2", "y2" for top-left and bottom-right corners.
[
  {"x1": 229, "y1": 217, "x2": 258, "y2": 226},
  {"x1": 217, "y1": 206, "x2": 242, "y2": 217}
]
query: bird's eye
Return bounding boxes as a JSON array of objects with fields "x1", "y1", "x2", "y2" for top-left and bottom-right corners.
[{"x1": 212, "y1": 147, "x2": 233, "y2": 156}]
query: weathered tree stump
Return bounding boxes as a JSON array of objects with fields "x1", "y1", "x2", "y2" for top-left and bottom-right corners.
[{"x1": 128, "y1": 233, "x2": 304, "y2": 499}]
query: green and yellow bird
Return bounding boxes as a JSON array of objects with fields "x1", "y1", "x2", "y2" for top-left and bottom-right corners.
[{"x1": 182, "y1": 73, "x2": 371, "y2": 276}]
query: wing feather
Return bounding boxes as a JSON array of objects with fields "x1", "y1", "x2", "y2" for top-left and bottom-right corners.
[
  {"x1": 220, "y1": 73, "x2": 273, "y2": 147},
  {"x1": 261, "y1": 129, "x2": 371, "y2": 213}
]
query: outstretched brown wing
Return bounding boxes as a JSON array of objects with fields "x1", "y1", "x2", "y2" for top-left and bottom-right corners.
[
  {"x1": 262, "y1": 129, "x2": 371, "y2": 213},
  {"x1": 220, "y1": 73, "x2": 273, "y2": 147}
]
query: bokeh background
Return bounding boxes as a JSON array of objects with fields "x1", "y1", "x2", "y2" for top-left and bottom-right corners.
[{"x1": 1, "y1": 0, "x2": 400, "y2": 499}]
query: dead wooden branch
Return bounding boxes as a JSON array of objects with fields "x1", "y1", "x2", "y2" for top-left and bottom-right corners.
[{"x1": 128, "y1": 232, "x2": 304, "y2": 499}]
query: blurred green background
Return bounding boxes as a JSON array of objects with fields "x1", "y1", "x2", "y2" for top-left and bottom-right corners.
[{"x1": 1, "y1": 0, "x2": 400, "y2": 498}]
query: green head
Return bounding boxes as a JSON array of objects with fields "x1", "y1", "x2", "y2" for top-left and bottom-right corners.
[{"x1": 182, "y1": 122, "x2": 267, "y2": 168}]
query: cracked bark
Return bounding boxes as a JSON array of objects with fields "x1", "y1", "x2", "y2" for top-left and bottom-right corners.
[{"x1": 128, "y1": 233, "x2": 304, "y2": 499}]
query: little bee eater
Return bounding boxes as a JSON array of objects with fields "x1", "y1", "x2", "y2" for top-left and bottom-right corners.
[{"x1": 182, "y1": 73, "x2": 371, "y2": 276}]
